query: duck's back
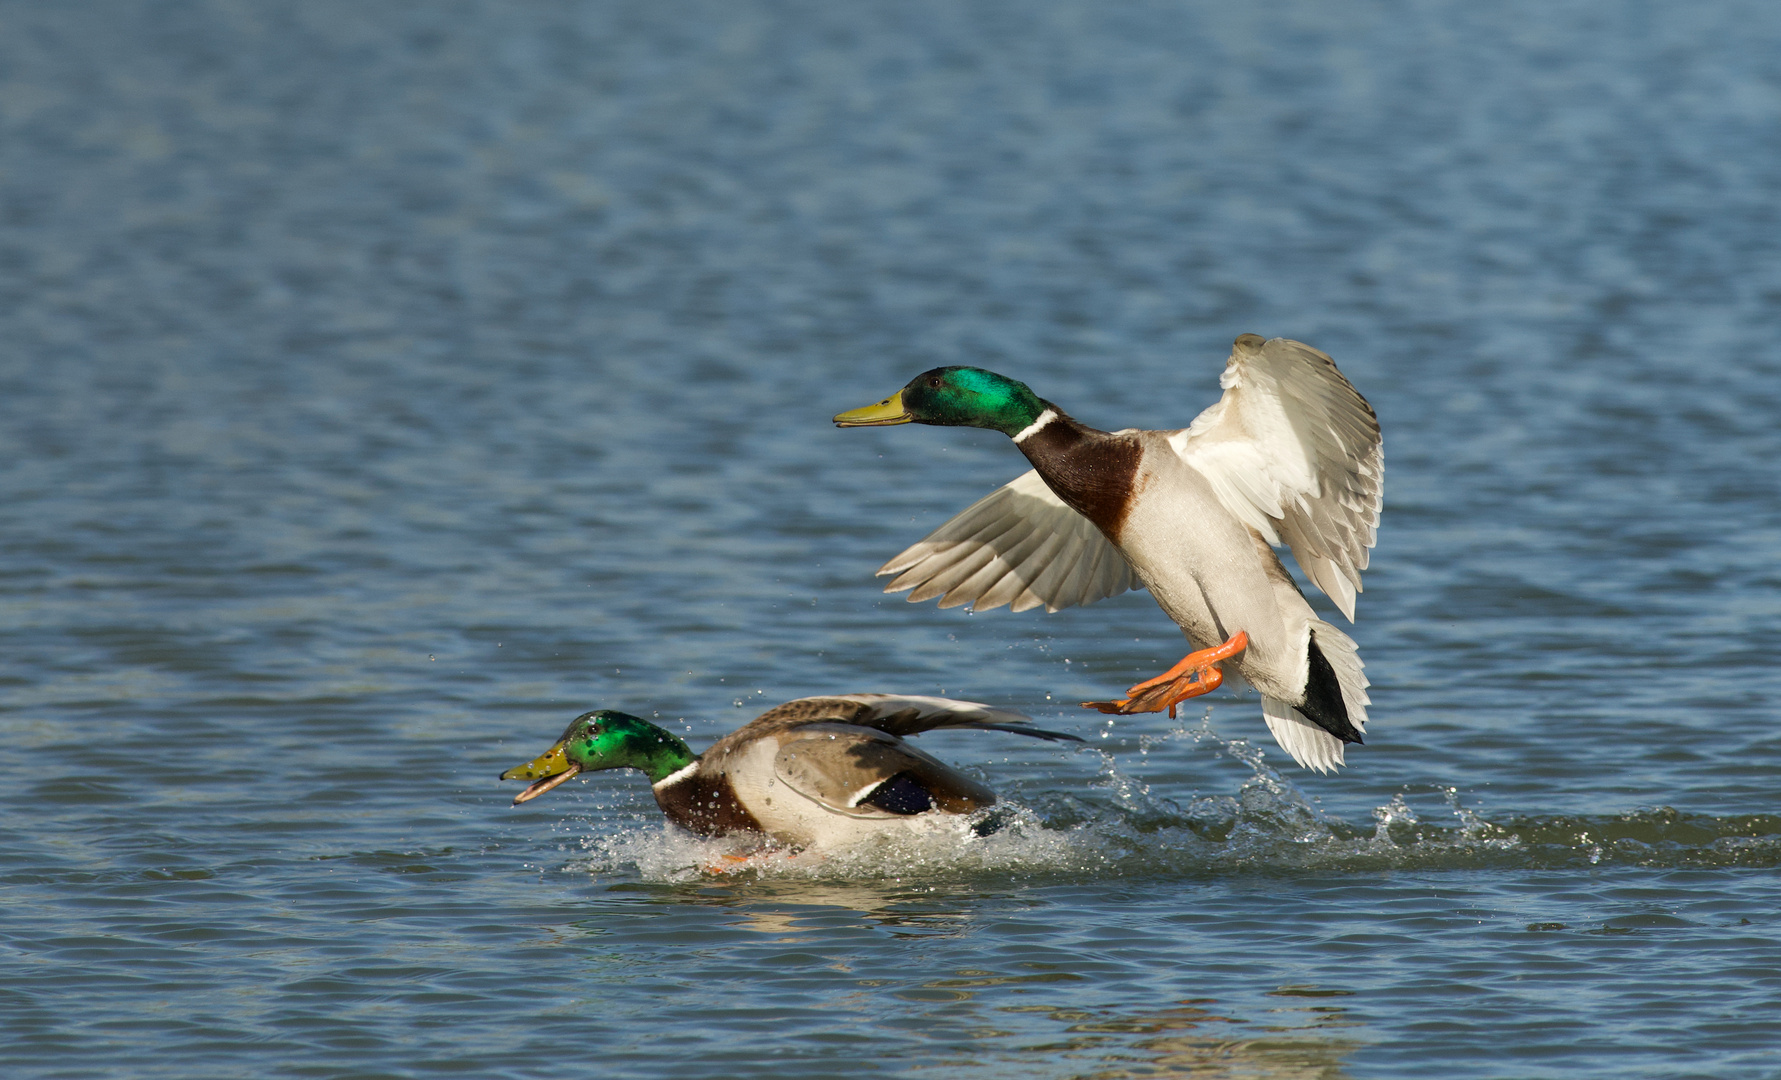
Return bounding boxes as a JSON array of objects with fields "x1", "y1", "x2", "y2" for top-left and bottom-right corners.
[{"x1": 656, "y1": 695, "x2": 1066, "y2": 848}]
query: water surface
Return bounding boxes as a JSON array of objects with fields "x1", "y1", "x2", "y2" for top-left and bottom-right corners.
[{"x1": 3, "y1": 2, "x2": 1780, "y2": 1076}]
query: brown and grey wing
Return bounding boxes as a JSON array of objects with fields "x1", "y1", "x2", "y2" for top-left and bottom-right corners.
[
  {"x1": 822, "y1": 693, "x2": 1082, "y2": 742},
  {"x1": 1168, "y1": 335, "x2": 1383, "y2": 621},
  {"x1": 722, "y1": 694, "x2": 1082, "y2": 745},
  {"x1": 876, "y1": 469, "x2": 1140, "y2": 614},
  {"x1": 772, "y1": 725, "x2": 997, "y2": 817}
]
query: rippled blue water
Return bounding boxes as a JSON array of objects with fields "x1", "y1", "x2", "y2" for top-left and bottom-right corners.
[{"x1": 4, "y1": 2, "x2": 1780, "y2": 1076}]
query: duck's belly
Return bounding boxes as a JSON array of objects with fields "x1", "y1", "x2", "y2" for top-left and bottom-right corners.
[
  {"x1": 756, "y1": 801, "x2": 963, "y2": 850},
  {"x1": 1115, "y1": 465, "x2": 1309, "y2": 699}
]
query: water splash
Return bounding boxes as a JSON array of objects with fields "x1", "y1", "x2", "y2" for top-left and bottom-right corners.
[{"x1": 563, "y1": 714, "x2": 1781, "y2": 883}]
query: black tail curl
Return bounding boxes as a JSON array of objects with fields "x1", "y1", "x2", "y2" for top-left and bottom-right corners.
[{"x1": 1299, "y1": 631, "x2": 1364, "y2": 745}]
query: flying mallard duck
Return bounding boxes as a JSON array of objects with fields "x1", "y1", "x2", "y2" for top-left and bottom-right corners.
[
  {"x1": 501, "y1": 694, "x2": 1081, "y2": 848},
  {"x1": 834, "y1": 334, "x2": 1382, "y2": 773}
]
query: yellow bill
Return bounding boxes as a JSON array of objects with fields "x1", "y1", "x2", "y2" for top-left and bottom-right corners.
[
  {"x1": 833, "y1": 390, "x2": 912, "y2": 427},
  {"x1": 502, "y1": 741, "x2": 581, "y2": 805}
]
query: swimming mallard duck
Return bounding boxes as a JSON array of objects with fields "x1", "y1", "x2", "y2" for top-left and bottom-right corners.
[
  {"x1": 834, "y1": 334, "x2": 1382, "y2": 773},
  {"x1": 501, "y1": 694, "x2": 1081, "y2": 848}
]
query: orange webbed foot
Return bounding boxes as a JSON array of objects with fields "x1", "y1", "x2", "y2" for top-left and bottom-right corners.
[
  {"x1": 1082, "y1": 631, "x2": 1249, "y2": 718},
  {"x1": 701, "y1": 845, "x2": 805, "y2": 875},
  {"x1": 700, "y1": 850, "x2": 760, "y2": 875}
]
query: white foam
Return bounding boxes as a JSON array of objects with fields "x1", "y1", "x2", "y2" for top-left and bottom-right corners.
[{"x1": 548, "y1": 712, "x2": 1694, "y2": 883}]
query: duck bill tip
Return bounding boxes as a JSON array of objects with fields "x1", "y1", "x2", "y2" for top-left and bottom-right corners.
[
  {"x1": 511, "y1": 763, "x2": 582, "y2": 805},
  {"x1": 833, "y1": 391, "x2": 912, "y2": 427}
]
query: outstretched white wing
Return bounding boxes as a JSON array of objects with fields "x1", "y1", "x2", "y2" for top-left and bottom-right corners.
[
  {"x1": 1167, "y1": 336, "x2": 1382, "y2": 621},
  {"x1": 876, "y1": 470, "x2": 1140, "y2": 613}
]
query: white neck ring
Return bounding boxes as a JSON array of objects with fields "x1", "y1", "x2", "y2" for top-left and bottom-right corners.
[
  {"x1": 1012, "y1": 408, "x2": 1059, "y2": 444},
  {"x1": 653, "y1": 762, "x2": 699, "y2": 789}
]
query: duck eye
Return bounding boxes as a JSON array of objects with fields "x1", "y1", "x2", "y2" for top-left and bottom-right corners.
[{"x1": 926, "y1": 376, "x2": 943, "y2": 389}]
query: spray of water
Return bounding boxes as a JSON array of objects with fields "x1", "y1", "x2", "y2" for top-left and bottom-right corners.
[{"x1": 558, "y1": 709, "x2": 1781, "y2": 883}]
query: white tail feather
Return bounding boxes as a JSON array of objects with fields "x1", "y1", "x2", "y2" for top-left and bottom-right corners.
[
  {"x1": 1308, "y1": 619, "x2": 1371, "y2": 728},
  {"x1": 1262, "y1": 696, "x2": 1347, "y2": 773},
  {"x1": 1259, "y1": 619, "x2": 1371, "y2": 772}
]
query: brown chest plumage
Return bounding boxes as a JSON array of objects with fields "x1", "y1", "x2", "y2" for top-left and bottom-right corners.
[
  {"x1": 1017, "y1": 416, "x2": 1144, "y2": 541},
  {"x1": 651, "y1": 769, "x2": 765, "y2": 838}
]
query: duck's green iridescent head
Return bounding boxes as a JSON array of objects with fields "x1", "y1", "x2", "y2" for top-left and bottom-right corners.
[
  {"x1": 501, "y1": 710, "x2": 695, "y2": 805},
  {"x1": 834, "y1": 367, "x2": 1046, "y2": 437}
]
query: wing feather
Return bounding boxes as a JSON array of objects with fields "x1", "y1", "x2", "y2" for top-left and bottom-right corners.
[
  {"x1": 732, "y1": 694, "x2": 1083, "y2": 743},
  {"x1": 773, "y1": 725, "x2": 997, "y2": 815},
  {"x1": 877, "y1": 470, "x2": 1139, "y2": 614},
  {"x1": 1168, "y1": 336, "x2": 1382, "y2": 621}
]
